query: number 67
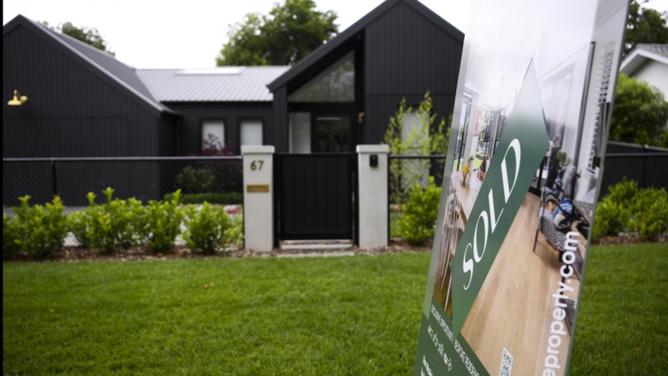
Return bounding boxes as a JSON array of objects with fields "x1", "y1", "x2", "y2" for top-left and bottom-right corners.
[{"x1": 250, "y1": 160, "x2": 263, "y2": 171}]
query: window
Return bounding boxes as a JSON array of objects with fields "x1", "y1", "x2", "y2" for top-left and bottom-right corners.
[
  {"x1": 288, "y1": 52, "x2": 355, "y2": 102},
  {"x1": 314, "y1": 116, "x2": 351, "y2": 152},
  {"x1": 240, "y1": 120, "x2": 263, "y2": 146},
  {"x1": 401, "y1": 112, "x2": 428, "y2": 152},
  {"x1": 202, "y1": 120, "x2": 225, "y2": 152},
  {"x1": 289, "y1": 112, "x2": 311, "y2": 153}
]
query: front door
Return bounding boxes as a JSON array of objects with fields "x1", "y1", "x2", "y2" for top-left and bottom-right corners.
[{"x1": 313, "y1": 115, "x2": 352, "y2": 153}]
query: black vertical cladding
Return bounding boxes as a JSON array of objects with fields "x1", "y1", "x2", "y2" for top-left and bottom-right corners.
[
  {"x1": 363, "y1": 1, "x2": 463, "y2": 143},
  {"x1": 267, "y1": 0, "x2": 463, "y2": 148},
  {"x1": 272, "y1": 87, "x2": 289, "y2": 152},
  {"x1": 163, "y1": 102, "x2": 274, "y2": 155},
  {"x1": 2, "y1": 22, "x2": 174, "y2": 204}
]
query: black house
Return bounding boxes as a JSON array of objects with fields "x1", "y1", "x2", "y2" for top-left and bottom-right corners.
[
  {"x1": 3, "y1": 0, "x2": 463, "y2": 204},
  {"x1": 268, "y1": 0, "x2": 464, "y2": 153}
]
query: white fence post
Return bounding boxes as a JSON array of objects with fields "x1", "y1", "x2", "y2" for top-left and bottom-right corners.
[
  {"x1": 357, "y1": 144, "x2": 390, "y2": 249},
  {"x1": 242, "y1": 145, "x2": 275, "y2": 252}
]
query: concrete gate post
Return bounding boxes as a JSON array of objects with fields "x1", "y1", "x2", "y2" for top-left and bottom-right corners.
[
  {"x1": 241, "y1": 145, "x2": 275, "y2": 252},
  {"x1": 357, "y1": 144, "x2": 390, "y2": 249}
]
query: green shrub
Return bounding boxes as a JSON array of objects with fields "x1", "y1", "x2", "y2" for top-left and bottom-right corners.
[
  {"x1": 183, "y1": 203, "x2": 230, "y2": 254},
  {"x1": 164, "y1": 192, "x2": 243, "y2": 205},
  {"x1": 11, "y1": 196, "x2": 68, "y2": 258},
  {"x1": 3, "y1": 214, "x2": 20, "y2": 259},
  {"x1": 69, "y1": 188, "x2": 146, "y2": 253},
  {"x1": 226, "y1": 215, "x2": 244, "y2": 249},
  {"x1": 398, "y1": 177, "x2": 441, "y2": 245},
  {"x1": 591, "y1": 198, "x2": 629, "y2": 240},
  {"x1": 593, "y1": 180, "x2": 668, "y2": 241},
  {"x1": 628, "y1": 187, "x2": 668, "y2": 240},
  {"x1": 144, "y1": 190, "x2": 185, "y2": 252},
  {"x1": 176, "y1": 166, "x2": 216, "y2": 194}
]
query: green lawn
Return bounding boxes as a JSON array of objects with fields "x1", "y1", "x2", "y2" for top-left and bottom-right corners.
[{"x1": 3, "y1": 244, "x2": 667, "y2": 375}]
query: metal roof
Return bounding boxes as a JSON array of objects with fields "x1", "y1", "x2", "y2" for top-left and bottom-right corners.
[
  {"x1": 620, "y1": 43, "x2": 668, "y2": 75},
  {"x1": 638, "y1": 43, "x2": 668, "y2": 58},
  {"x1": 137, "y1": 66, "x2": 289, "y2": 102},
  {"x1": 17, "y1": 17, "x2": 172, "y2": 113},
  {"x1": 4, "y1": 16, "x2": 285, "y2": 109}
]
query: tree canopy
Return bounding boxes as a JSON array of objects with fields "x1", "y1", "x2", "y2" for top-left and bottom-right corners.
[
  {"x1": 625, "y1": 0, "x2": 668, "y2": 55},
  {"x1": 41, "y1": 21, "x2": 113, "y2": 55},
  {"x1": 610, "y1": 74, "x2": 668, "y2": 147},
  {"x1": 59, "y1": 22, "x2": 111, "y2": 54},
  {"x1": 216, "y1": 0, "x2": 338, "y2": 66}
]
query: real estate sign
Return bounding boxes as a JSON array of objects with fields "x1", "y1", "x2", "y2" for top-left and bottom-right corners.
[{"x1": 413, "y1": 1, "x2": 628, "y2": 375}]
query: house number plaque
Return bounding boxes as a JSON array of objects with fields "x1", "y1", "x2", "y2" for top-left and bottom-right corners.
[{"x1": 246, "y1": 184, "x2": 269, "y2": 193}]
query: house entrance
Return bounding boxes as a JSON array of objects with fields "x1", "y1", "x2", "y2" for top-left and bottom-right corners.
[{"x1": 274, "y1": 153, "x2": 357, "y2": 243}]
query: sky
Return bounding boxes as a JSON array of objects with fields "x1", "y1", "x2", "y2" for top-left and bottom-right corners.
[{"x1": 3, "y1": 0, "x2": 668, "y2": 69}]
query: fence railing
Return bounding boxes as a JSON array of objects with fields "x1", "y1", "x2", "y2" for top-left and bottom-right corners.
[
  {"x1": 3, "y1": 147, "x2": 665, "y2": 208},
  {"x1": 3, "y1": 156, "x2": 243, "y2": 206},
  {"x1": 601, "y1": 151, "x2": 668, "y2": 196},
  {"x1": 386, "y1": 148, "x2": 668, "y2": 237},
  {"x1": 387, "y1": 154, "x2": 447, "y2": 238}
]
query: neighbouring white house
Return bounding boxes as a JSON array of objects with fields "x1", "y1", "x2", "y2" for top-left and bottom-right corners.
[{"x1": 620, "y1": 43, "x2": 668, "y2": 99}]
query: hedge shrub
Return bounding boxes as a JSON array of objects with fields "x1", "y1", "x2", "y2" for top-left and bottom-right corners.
[
  {"x1": 10, "y1": 196, "x2": 68, "y2": 258},
  {"x1": 183, "y1": 203, "x2": 230, "y2": 254},
  {"x1": 176, "y1": 166, "x2": 216, "y2": 194},
  {"x1": 144, "y1": 190, "x2": 185, "y2": 252},
  {"x1": 164, "y1": 192, "x2": 242, "y2": 205},
  {"x1": 593, "y1": 180, "x2": 668, "y2": 241},
  {"x1": 3, "y1": 214, "x2": 20, "y2": 259},
  {"x1": 226, "y1": 216, "x2": 244, "y2": 249},
  {"x1": 69, "y1": 188, "x2": 146, "y2": 253},
  {"x1": 398, "y1": 177, "x2": 441, "y2": 245}
]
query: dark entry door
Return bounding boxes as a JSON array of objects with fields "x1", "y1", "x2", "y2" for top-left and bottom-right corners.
[
  {"x1": 275, "y1": 153, "x2": 356, "y2": 241},
  {"x1": 313, "y1": 115, "x2": 353, "y2": 152}
]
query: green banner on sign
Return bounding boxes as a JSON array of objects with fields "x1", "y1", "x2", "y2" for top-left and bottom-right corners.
[{"x1": 450, "y1": 66, "x2": 549, "y2": 333}]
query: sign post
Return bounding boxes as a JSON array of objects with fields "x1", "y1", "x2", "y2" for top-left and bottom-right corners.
[{"x1": 413, "y1": 1, "x2": 629, "y2": 375}]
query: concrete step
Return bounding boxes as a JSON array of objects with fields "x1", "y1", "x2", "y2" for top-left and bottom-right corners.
[{"x1": 279, "y1": 239, "x2": 354, "y2": 252}]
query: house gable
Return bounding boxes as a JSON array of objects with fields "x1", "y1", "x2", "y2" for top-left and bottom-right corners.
[{"x1": 3, "y1": 15, "x2": 168, "y2": 115}]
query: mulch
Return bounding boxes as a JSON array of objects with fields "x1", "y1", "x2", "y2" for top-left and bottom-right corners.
[{"x1": 6, "y1": 239, "x2": 432, "y2": 262}]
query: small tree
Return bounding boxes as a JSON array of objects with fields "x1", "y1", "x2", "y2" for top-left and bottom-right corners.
[
  {"x1": 624, "y1": 0, "x2": 668, "y2": 55},
  {"x1": 41, "y1": 21, "x2": 114, "y2": 55},
  {"x1": 383, "y1": 92, "x2": 449, "y2": 207},
  {"x1": 216, "y1": 0, "x2": 338, "y2": 66},
  {"x1": 610, "y1": 74, "x2": 668, "y2": 147}
]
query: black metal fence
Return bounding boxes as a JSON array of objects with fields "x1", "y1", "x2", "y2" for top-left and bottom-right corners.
[
  {"x1": 388, "y1": 155, "x2": 447, "y2": 205},
  {"x1": 3, "y1": 156, "x2": 243, "y2": 206},
  {"x1": 601, "y1": 141, "x2": 668, "y2": 196},
  {"x1": 387, "y1": 154, "x2": 447, "y2": 238},
  {"x1": 3, "y1": 143, "x2": 665, "y2": 208}
]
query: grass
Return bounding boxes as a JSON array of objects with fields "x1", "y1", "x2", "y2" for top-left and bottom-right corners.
[
  {"x1": 3, "y1": 243, "x2": 667, "y2": 375},
  {"x1": 568, "y1": 242, "x2": 668, "y2": 375}
]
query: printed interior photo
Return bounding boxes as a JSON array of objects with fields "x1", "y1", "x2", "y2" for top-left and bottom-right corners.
[{"x1": 429, "y1": 0, "x2": 627, "y2": 374}]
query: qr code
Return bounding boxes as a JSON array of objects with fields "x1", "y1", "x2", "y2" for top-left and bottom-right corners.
[{"x1": 499, "y1": 348, "x2": 513, "y2": 376}]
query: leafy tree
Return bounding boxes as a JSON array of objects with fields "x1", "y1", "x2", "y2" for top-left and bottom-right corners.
[
  {"x1": 625, "y1": 0, "x2": 668, "y2": 55},
  {"x1": 216, "y1": 0, "x2": 338, "y2": 65},
  {"x1": 610, "y1": 74, "x2": 668, "y2": 147},
  {"x1": 41, "y1": 21, "x2": 113, "y2": 54}
]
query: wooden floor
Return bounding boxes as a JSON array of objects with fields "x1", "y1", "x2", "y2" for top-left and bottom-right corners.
[{"x1": 460, "y1": 193, "x2": 581, "y2": 376}]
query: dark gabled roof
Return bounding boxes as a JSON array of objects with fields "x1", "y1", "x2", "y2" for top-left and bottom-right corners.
[
  {"x1": 137, "y1": 66, "x2": 289, "y2": 102},
  {"x1": 266, "y1": 0, "x2": 464, "y2": 91},
  {"x1": 3, "y1": 15, "x2": 171, "y2": 114}
]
